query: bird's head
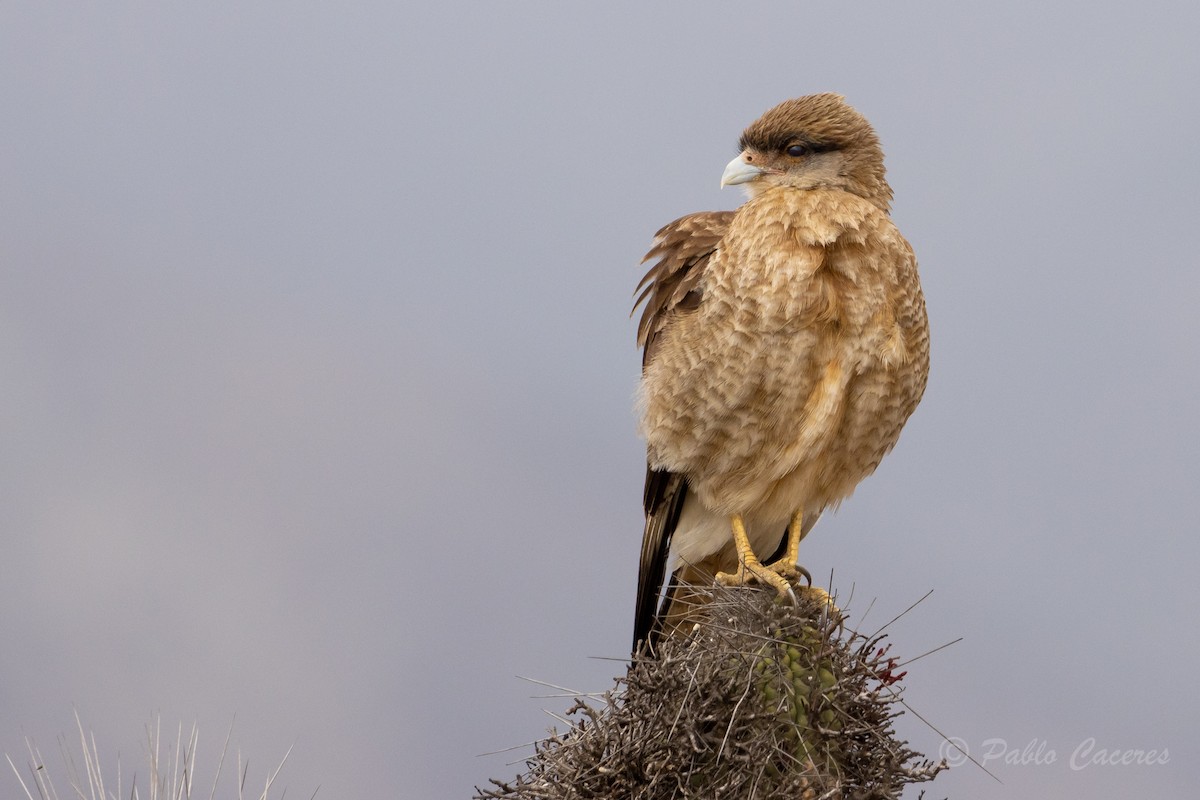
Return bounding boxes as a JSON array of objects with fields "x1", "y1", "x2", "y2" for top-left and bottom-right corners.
[{"x1": 721, "y1": 93, "x2": 893, "y2": 213}]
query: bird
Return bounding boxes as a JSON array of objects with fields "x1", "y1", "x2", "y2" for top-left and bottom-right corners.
[{"x1": 631, "y1": 93, "x2": 929, "y2": 652}]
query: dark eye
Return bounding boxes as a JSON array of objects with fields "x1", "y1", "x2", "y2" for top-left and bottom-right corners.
[{"x1": 786, "y1": 144, "x2": 809, "y2": 157}]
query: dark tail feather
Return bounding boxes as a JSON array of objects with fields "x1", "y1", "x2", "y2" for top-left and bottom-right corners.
[{"x1": 632, "y1": 470, "x2": 688, "y2": 654}]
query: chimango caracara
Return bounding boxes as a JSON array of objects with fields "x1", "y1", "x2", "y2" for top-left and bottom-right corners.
[{"x1": 632, "y1": 93, "x2": 929, "y2": 651}]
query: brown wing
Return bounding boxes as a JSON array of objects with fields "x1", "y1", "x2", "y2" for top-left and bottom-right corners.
[
  {"x1": 631, "y1": 211, "x2": 733, "y2": 653},
  {"x1": 633, "y1": 211, "x2": 734, "y2": 368}
]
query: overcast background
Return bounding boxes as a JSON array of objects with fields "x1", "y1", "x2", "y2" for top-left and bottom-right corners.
[{"x1": 2, "y1": 2, "x2": 1196, "y2": 798}]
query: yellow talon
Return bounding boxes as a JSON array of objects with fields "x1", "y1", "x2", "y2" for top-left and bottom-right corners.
[
  {"x1": 797, "y1": 584, "x2": 839, "y2": 613},
  {"x1": 714, "y1": 511, "x2": 842, "y2": 622},
  {"x1": 714, "y1": 514, "x2": 793, "y2": 597}
]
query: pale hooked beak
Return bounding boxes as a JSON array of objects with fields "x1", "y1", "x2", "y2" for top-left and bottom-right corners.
[{"x1": 720, "y1": 152, "x2": 767, "y2": 188}]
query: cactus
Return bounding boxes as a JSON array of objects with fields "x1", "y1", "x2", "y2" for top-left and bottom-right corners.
[{"x1": 477, "y1": 582, "x2": 945, "y2": 799}]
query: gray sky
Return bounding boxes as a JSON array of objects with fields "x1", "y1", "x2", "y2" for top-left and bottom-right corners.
[{"x1": 2, "y1": 2, "x2": 1196, "y2": 798}]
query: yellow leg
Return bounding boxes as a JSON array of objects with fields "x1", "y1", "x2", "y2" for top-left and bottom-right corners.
[
  {"x1": 764, "y1": 510, "x2": 806, "y2": 579},
  {"x1": 762, "y1": 511, "x2": 840, "y2": 615},
  {"x1": 715, "y1": 514, "x2": 793, "y2": 597}
]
